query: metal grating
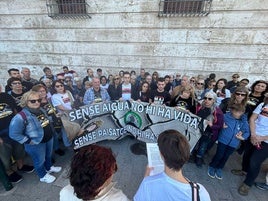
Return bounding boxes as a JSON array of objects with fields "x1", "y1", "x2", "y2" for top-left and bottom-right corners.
[
  {"x1": 158, "y1": 0, "x2": 212, "y2": 17},
  {"x1": 46, "y1": 0, "x2": 91, "y2": 19}
]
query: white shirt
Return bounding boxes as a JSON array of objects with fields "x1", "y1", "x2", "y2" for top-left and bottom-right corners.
[{"x1": 253, "y1": 103, "x2": 268, "y2": 143}]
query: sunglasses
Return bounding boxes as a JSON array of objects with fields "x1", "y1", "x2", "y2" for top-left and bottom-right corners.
[
  {"x1": 197, "y1": 83, "x2": 204, "y2": 85},
  {"x1": 204, "y1": 97, "x2": 213, "y2": 101},
  {"x1": 235, "y1": 92, "x2": 246, "y2": 97},
  {"x1": 28, "y1": 99, "x2": 42, "y2": 104},
  {"x1": 55, "y1": 84, "x2": 63, "y2": 88},
  {"x1": 11, "y1": 82, "x2": 22, "y2": 85}
]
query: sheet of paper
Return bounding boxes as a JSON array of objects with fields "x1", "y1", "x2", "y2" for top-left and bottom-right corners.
[{"x1": 146, "y1": 143, "x2": 164, "y2": 176}]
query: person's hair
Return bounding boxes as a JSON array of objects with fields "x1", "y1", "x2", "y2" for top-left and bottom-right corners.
[
  {"x1": 250, "y1": 80, "x2": 268, "y2": 96},
  {"x1": 69, "y1": 145, "x2": 117, "y2": 200},
  {"x1": 63, "y1": 66, "x2": 68, "y2": 70},
  {"x1": 140, "y1": 81, "x2": 150, "y2": 94},
  {"x1": 232, "y1": 73, "x2": 239, "y2": 78},
  {"x1": 157, "y1": 77, "x2": 165, "y2": 83},
  {"x1": 100, "y1": 75, "x2": 107, "y2": 83},
  {"x1": 200, "y1": 91, "x2": 218, "y2": 122},
  {"x1": 97, "y1": 68, "x2": 102, "y2": 72},
  {"x1": 229, "y1": 103, "x2": 245, "y2": 113},
  {"x1": 7, "y1": 77, "x2": 21, "y2": 87},
  {"x1": 164, "y1": 75, "x2": 170, "y2": 79},
  {"x1": 209, "y1": 73, "x2": 216, "y2": 79},
  {"x1": 227, "y1": 86, "x2": 249, "y2": 109},
  {"x1": 178, "y1": 85, "x2": 195, "y2": 104},
  {"x1": 32, "y1": 84, "x2": 48, "y2": 93},
  {"x1": 8, "y1": 68, "x2": 19, "y2": 75},
  {"x1": 157, "y1": 130, "x2": 190, "y2": 170},
  {"x1": 123, "y1": 71, "x2": 130, "y2": 76},
  {"x1": 213, "y1": 78, "x2": 228, "y2": 94},
  {"x1": 43, "y1": 67, "x2": 51, "y2": 73},
  {"x1": 130, "y1": 70, "x2": 136, "y2": 75},
  {"x1": 51, "y1": 80, "x2": 66, "y2": 94},
  {"x1": 19, "y1": 90, "x2": 40, "y2": 107}
]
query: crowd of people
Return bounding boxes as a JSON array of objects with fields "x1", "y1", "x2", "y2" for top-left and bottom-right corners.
[{"x1": 0, "y1": 65, "x2": 268, "y2": 199}]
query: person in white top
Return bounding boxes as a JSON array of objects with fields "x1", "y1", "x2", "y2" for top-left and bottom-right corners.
[
  {"x1": 60, "y1": 145, "x2": 129, "y2": 201},
  {"x1": 134, "y1": 129, "x2": 211, "y2": 201}
]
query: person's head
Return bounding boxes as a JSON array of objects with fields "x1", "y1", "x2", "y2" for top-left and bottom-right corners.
[
  {"x1": 195, "y1": 79, "x2": 205, "y2": 90},
  {"x1": 239, "y1": 78, "x2": 249, "y2": 87},
  {"x1": 169, "y1": 74, "x2": 175, "y2": 83},
  {"x1": 63, "y1": 66, "x2": 69, "y2": 73},
  {"x1": 19, "y1": 90, "x2": 41, "y2": 109},
  {"x1": 175, "y1": 73, "x2": 181, "y2": 81},
  {"x1": 96, "y1": 68, "x2": 102, "y2": 77},
  {"x1": 123, "y1": 71, "x2": 131, "y2": 84},
  {"x1": 157, "y1": 130, "x2": 190, "y2": 171},
  {"x1": 209, "y1": 73, "x2": 216, "y2": 80},
  {"x1": 100, "y1": 76, "x2": 107, "y2": 86},
  {"x1": 87, "y1": 68, "x2": 94, "y2": 77},
  {"x1": 8, "y1": 68, "x2": 21, "y2": 78},
  {"x1": 69, "y1": 145, "x2": 117, "y2": 200},
  {"x1": 56, "y1": 74, "x2": 65, "y2": 83},
  {"x1": 232, "y1": 73, "x2": 240, "y2": 82},
  {"x1": 208, "y1": 80, "x2": 216, "y2": 89},
  {"x1": 181, "y1": 75, "x2": 189, "y2": 87},
  {"x1": 215, "y1": 78, "x2": 227, "y2": 90},
  {"x1": 180, "y1": 85, "x2": 194, "y2": 99},
  {"x1": 74, "y1": 77, "x2": 82, "y2": 87},
  {"x1": 164, "y1": 75, "x2": 170, "y2": 84},
  {"x1": 145, "y1": 75, "x2": 152, "y2": 84},
  {"x1": 140, "y1": 68, "x2": 145, "y2": 77},
  {"x1": 64, "y1": 76, "x2": 73, "y2": 86},
  {"x1": 232, "y1": 86, "x2": 249, "y2": 105},
  {"x1": 152, "y1": 71, "x2": 159, "y2": 81},
  {"x1": 202, "y1": 91, "x2": 217, "y2": 108},
  {"x1": 43, "y1": 67, "x2": 52, "y2": 76},
  {"x1": 157, "y1": 77, "x2": 166, "y2": 92},
  {"x1": 140, "y1": 81, "x2": 150, "y2": 93},
  {"x1": 229, "y1": 104, "x2": 245, "y2": 119},
  {"x1": 113, "y1": 75, "x2": 121, "y2": 85},
  {"x1": 52, "y1": 80, "x2": 66, "y2": 94},
  {"x1": 84, "y1": 81, "x2": 92, "y2": 90},
  {"x1": 119, "y1": 70, "x2": 124, "y2": 77},
  {"x1": 92, "y1": 77, "x2": 101, "y2": 91},
  {"x1": 32, "y1": 84, "x2": 48, "y2": 99},
  {"x1": 7, "y1": 77, "x2": 22, "y2": 92},
  {"x1": 250, "y1": 80, "x2": 268, "y2": 96},
  {"x1": 41, "y1": 78, "x2": 52, "y2": 88},
  {"x1": 190, "y1": 77, "x2": 196, "y2": 85},
  {"x1": 130, "y1": 70, "x2": 136, "y2": 76},
  {"x1": 108, "y1": 74, "x2": 113, "y2": 83},
  {"x1": 21, "y1": 67, "x2": 31, "y2": 79},
  {"x1": 130, "y1": 75, "x2": 137, "y2": 85}
]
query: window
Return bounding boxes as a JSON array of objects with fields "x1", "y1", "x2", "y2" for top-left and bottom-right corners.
[
  {"x1": 46, "y1": 0, "x2": 91, "y2": 18},
  {"x1": 159, "y1": 0, "x2": 212, "y2": 17}
]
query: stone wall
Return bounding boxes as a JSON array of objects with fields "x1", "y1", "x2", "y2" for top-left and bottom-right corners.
[{"x1": 0, "y1": 0, "x2": 267, "y2": 87}]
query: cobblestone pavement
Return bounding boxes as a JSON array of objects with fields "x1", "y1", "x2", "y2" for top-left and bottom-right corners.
[{"x1": 1, "y1": 136, "x2": 267, "y2": 201}]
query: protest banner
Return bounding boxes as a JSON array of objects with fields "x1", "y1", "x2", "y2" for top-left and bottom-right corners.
[{"x1": 62, "y1": 101, "x2": 205, "y2": 150}]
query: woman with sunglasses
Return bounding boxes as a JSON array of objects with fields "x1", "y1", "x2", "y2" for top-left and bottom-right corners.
[
  {"x1": 51, "y1": 80, "x2": 74, "y2": 113},
  {"x1": 9, "y1": 90, "x2": 62, "y2": 183},
  {"x1": 194, "y1": 91, "x2": 224, "y2": 168},
  {"x1": 219, "y1": 86, "x2": 249, "y2": 114},
  {"x1": 107, "y1": 75, "x2": 122, "y2": 101}
]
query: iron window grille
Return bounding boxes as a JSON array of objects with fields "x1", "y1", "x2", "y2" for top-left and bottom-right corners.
[
  {"x1": 158, "y1": 0, "x2": 212, "y2": 17},
  {"x1": 46, "y1": 0, "x2": 91, "y2": 19}
]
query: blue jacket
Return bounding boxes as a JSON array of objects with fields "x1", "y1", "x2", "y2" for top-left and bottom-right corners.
[
  {"x1": 218, "y1": 112, "x2": 250, "y2": 148},
  {"x1": 9, "y1": 108, "x2": 52, "y2": 145}
]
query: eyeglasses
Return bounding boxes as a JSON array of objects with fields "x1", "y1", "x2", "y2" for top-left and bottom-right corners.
[
  {"x1": 235, "y1": 92, "x2": 246, "y2": 97},
  {"x1": 55, "y1": 84, "x2": 63, "y2": 88},
  {"x1": 197, "y1": 83, "x2": 204, "y2": 85},
  {"x1": 11, "y1": 82, "x2": 22, "y2": 85},
  {"x1": 28, "y1": 99, "x2": 42, "y2": 104},
  {"x1": 204, "y1": 97, "x2": 213, "y2": 101}
]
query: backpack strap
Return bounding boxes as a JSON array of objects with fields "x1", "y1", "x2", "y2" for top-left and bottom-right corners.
[
  {"x1": 189, "y1": 181, "x2": 200, "y2": 201},
  {"x1": 18, "y1": 111, "x2": 27, "y2": 124}
]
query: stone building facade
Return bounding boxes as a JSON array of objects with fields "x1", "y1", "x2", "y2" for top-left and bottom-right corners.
[{"x1": 0, "y1": 0, "x2": 267, "y2": 86}]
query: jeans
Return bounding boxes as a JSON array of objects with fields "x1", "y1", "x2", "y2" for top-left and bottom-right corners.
[
  {"x1": 244, "y1": 142, "x2": 268, "y2": 186},
  {"x1": 24, "y1": 138, "x2": 53, "y2": 178},
  {"x1": 53, "y1": 127, "x2": 71, "y2": 150},
  {"x1": 196, "y1": 135, "x2": 214, "y2": 158},
  {"x1": 209, "y1": 142, "x2": 235, "y2": 169}
]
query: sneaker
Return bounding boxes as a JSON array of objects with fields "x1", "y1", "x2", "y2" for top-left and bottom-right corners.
[
  {"x1": 195, "y1": 157, "x2": 203, "y2": 168},
  {"x1": 207, "y1": 166, "x2": 215, "y2": 178},
  {"x1": 238, "y1": 183, "x2": 250, "y2": 196},
  {"x1": 54, "y1": 149, "x2": 65, "y2": 156},
  {"x1": 40, "y1": 173, "x2": 56, "y2": 183},
  {"x1": 215, "y1": 169, "x2": 222, "y2": 180},
  {"x1": 8, "y1": 172, "x2": 23, "y2": 183},
  {"x1": 255, "y1": 182, "x2": 268, "y2": 191},
  {"x1": 231, "y1": 169, "x2": 247, "y2": 176},
  {"x1": 18, "y1": 165, "x2": 34, "y2": 173},
  {"x1": 47, "y1": 166, "x2": 62, "y2": 173}
]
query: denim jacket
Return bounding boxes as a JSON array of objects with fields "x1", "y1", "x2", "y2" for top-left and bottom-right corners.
[{"x1": 9, "y1": 108, "x2": 52, "y2": 145}]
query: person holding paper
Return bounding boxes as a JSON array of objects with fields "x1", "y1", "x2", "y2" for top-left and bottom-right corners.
[{"x1": 134, "y1": 129, "x2": 211, "y2": 201}]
